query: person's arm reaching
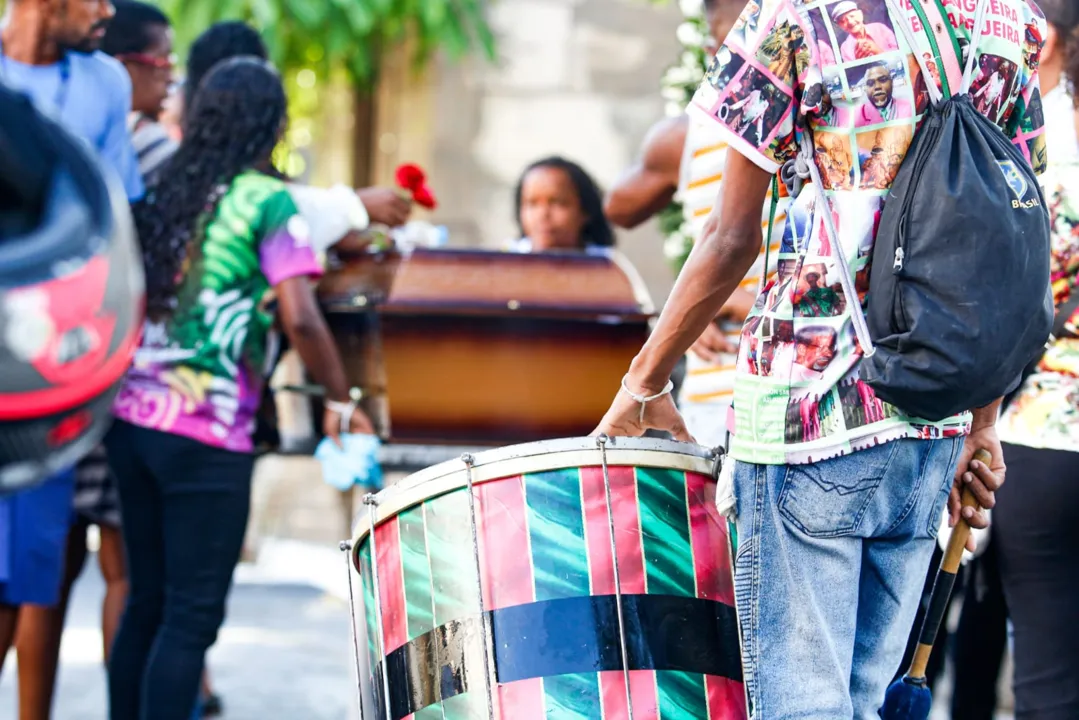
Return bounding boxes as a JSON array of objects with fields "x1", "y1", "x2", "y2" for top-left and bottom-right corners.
[
  {"x1": 275, "y1": 277, "x2": 374, "y2": 445},
  {"x1": 594, "y1": 152, "x2": 771, "y2": 440},
  {"x1": 288, "y1": 184, "x2": 413, "y2": 255},
  {"x1": 605, "y1": 116, "x2": 688, "y2": 229},
  {"x1": 357, "y1": 187, "x2": 412, "y2": 228},
  {"x1": 257, "y1": 189, "x2": 374, "y2": 445},
  {"x1": 594, "y1": 0, "x2": 811, "y2": 440}
]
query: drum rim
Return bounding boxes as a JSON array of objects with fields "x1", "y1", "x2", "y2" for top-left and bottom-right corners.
[{"x1": 348, "y1": 436, "x2": 720, "y2": 565}]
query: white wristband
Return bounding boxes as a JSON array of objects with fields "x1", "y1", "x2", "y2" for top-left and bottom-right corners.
[
  {"x1": 325, "y1": 399, "x2": 356, "y2": 435},
  {"x1": 620, "y1": 375, "x2": 675, "y2": 424}
]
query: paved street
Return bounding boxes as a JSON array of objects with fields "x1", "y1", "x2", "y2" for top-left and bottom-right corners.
[
  {"x1": 0, "y1": 536, "x2": 1013, "y2": 719},
  {"x1": 0, "y1": 543, "x2": 359, "y2": 720}
]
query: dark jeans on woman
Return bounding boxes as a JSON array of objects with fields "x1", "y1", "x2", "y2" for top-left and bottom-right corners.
[
  {"x1": 104, "y1": 421, "x2": 254, "y2": 720},
  {"x1": 996, "y1": 442, "x2": 1079, "y2": 720},
  {"x1": 951, "y1": 534, "x2": 1008, "y2": 720}
]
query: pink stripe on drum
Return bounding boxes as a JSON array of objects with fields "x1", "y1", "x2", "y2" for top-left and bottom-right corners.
[
  {"x1": 475, "y1": 475, "x2": 536, "y2": 611},
  {"x1": 706, "y1": 676, "x2": 748, "y2": 720},
  {"x1": 497, "y1": 677, "x2": 546, "y2": 719},
  {"x1": 580, "y1": 466, "x2": 615, "y2": 595},
  {"x1": 599, "y1": 670, "x2": 660, "y2": 719},
  {"x1": 375, "y1": 516, "x2": 408, "y2": 653},
  {"x1": 610, "y1": 465, "x2": 646, "y2": 595},
  {"x1": 687, "y1": 472, "x2": 735, "y2": 607},
  {"x1": 580, "y1": 464, "x2": 646, "y2": 596}
]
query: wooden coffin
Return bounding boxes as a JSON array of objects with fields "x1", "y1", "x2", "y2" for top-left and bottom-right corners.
[{"x1": 316, "y1": 246, "x2": 654, "y2": 446}]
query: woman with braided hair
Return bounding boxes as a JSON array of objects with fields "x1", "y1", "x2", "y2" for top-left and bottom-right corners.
[{"x1": 103, "y1": 57, "x2": 372, "y2": 720}]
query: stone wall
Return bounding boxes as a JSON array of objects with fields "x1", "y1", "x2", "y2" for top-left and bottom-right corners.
[
  {"x1": 262, "y1": 0, "x2": 688, "y2": 547},
  {"x1": 373, "y1": 0, "x2": 686, "y2": 305}
]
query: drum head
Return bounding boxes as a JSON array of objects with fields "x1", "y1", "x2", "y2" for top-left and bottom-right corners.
[{"x1": 350, "y1": 436, "x2": 718, "y2": 563}]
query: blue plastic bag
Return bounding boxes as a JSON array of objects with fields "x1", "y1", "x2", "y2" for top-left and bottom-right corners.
[{"x1": 315, "y1": 434, "x2": 383, "y2": 491}]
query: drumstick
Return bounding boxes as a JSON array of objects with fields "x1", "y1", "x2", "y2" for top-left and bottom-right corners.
[{"x1": 880, "y1": 448, "x2": 992, "y2": 720}]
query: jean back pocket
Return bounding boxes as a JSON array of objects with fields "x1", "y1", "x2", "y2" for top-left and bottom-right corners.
[{"x1": 778, "y1": 442, "x2": 899, "y2": 538}]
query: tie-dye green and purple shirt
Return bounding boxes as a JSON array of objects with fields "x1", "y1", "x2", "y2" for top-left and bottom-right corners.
[
  {"x1": 113, "y1": 171, "x2": 321, "y2": 452},
  {"x1": 688, "y1": 0, "x2": 1046, "y2": 464}
]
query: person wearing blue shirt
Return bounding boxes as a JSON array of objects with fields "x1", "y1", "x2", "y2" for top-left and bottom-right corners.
[
  {"x1": 0, "y1": 0, "x2": 142, "y2": 685},
  {"x1": 0, "y1": 1, "x2": 142, "y2": 201}
]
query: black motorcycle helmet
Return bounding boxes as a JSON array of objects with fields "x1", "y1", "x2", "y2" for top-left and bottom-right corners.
[{"x1": 0, "y1": 83, "x2": 144, "y2": 495}]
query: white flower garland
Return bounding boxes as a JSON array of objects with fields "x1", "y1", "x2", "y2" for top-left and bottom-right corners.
[{"x1": 660, "y1": 0, "x2": 710, "y2": 273}]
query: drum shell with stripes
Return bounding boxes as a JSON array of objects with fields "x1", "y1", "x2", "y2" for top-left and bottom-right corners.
[{"x1": 349, "y1": 437, "x2": 746, "y2": 719}]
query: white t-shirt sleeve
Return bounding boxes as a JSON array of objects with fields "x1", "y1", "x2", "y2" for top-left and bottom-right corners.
[{"x1": 286, "y1": 183, "x2": 370, "y2": 254}]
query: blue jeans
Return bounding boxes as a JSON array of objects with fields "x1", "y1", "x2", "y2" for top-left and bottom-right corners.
[{"x1": 731, "y1": 437, "x2": 962, "y2": 719}]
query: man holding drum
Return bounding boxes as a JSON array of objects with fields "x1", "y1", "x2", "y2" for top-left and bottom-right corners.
[{"x1": 595, "y1": 0, "x2": 1035, "y2": 715}]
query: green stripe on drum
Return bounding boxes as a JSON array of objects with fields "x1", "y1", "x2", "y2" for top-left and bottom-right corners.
[
  {"x1": 413, "y1": 705, "x2": 446, "y2": 720},
  {"x1": 356, "y1": 542, "x2": 380, "y2": 682},
  {"x1": 424, "y1": 490, "x2": 481, "y2": 626},
  {"x1": 543, "y1": 673, "x2": 602, "y2": 718},
  {"x1": 637, "y1": 468, "x2": 695, "y2": 597},
  {"x1": 440, "y1": 690, "x2": 487, "y2": 719},
  {"x1": 398, "y1": 506, "x2": 436, "y2": 641},
  {"x1": 525, "y1": 469, "x2": 590, "y2": 602},
  {"x1": 656, "y1": 671, "x2": 708, "y2": 719}
]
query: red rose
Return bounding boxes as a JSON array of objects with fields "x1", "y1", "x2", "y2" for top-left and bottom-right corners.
[
  {"x1": 413, "y1": 185, "x2": 437, "y2": 210},
  {"x1": 395, "y1": 163, "x2": 426, "y2": 192}
]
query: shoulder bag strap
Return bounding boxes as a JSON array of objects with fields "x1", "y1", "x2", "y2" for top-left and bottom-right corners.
[
  {"x1": 796, "y1": 133, "x2": 877, "y2": 356},
  {"x1": 959, "y1": 0, "x2": 992, "y2": 95},
  {"x1": 757, "y1": 176, "x2": 781, "y2": 296},
  {"x1": 883, "y1": 0, "x2": 945, "y2": 104}
]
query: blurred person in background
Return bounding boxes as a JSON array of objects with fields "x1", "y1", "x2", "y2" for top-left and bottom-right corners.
[
  {"x1": 0, "y1": 0, "x2": 141, "y2": 707},
  {"x1": 510, "y1": 156, "x2": 615, "y2": 252},
  {"x1": 104, "y1": 1, "x2": 176, "y2": 185},
  {"x1": 605, "y1": 0, "x2": 786, "y2": 447},
  {"x1": 994, "y1": 2, "x2": 1079, "y2": 717},
  {"x1": 105, "y1": 57, "x2": 373, "y2": 720},
  {"x1": 173, "y1": 21, "x2": 414, "y2": 249},
  {"x1": 152, "y1": 23, "x2": 414, "y2": 712},
  {"x1": 0, "y1": 73, "x2": 142, "y2": 687},
  {"x1": 12, "y1": 4, "x2": 176, "y2": 718}
]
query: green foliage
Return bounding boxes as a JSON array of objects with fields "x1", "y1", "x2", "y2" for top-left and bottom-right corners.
[{"x1": 152, "y1": 0, "x2": 497, "y2": 87}]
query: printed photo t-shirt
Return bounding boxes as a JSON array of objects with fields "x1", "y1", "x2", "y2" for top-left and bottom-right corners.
[{"x1": 688, "y1": 0, "x2": 1047, "y2": 464}]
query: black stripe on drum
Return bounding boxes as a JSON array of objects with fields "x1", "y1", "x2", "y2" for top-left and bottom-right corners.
[{"x1": 376, "y1": 594, "x2": 742, "y2": 719}]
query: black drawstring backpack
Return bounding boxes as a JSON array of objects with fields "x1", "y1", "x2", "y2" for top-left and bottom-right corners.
[{"x1": 803, "y1": 0, "x2": 1052, "y2": 421}]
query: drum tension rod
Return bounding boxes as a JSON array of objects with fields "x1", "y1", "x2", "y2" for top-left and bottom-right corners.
[
  {"x1": 339, "y1": 540, "x2": 366, "y2": 719},
  {"x1": 460, "y1": 453, "x2": 496, "y2": 720},
  {"x1": 595, "y1": 434, "x2": 634, "y2": 720},
  {"x1": 363, "y1": 493, "x2": 394, "y2": 720}
]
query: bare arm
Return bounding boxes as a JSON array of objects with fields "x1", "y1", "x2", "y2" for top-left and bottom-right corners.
[
  {"x1": 605, "y1": 116, "x2": 688, "y2": 229},
  {"x1": 593, "y1": 151, "x2": 771, "y2": 440},
  {"x1": 275, "y1": 276, "x2": 374, "y2": 440},
  {"x1": 720, "y1": 286, "x2": 760, "y2": 323},
  {"x1": 629, "y1": 152, "x2": 771, "y2": 391}
]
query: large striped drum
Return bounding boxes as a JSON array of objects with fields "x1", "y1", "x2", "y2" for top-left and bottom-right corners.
[{"x1": 345, "y1": 436, "x2": 746, "y2": 719}]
